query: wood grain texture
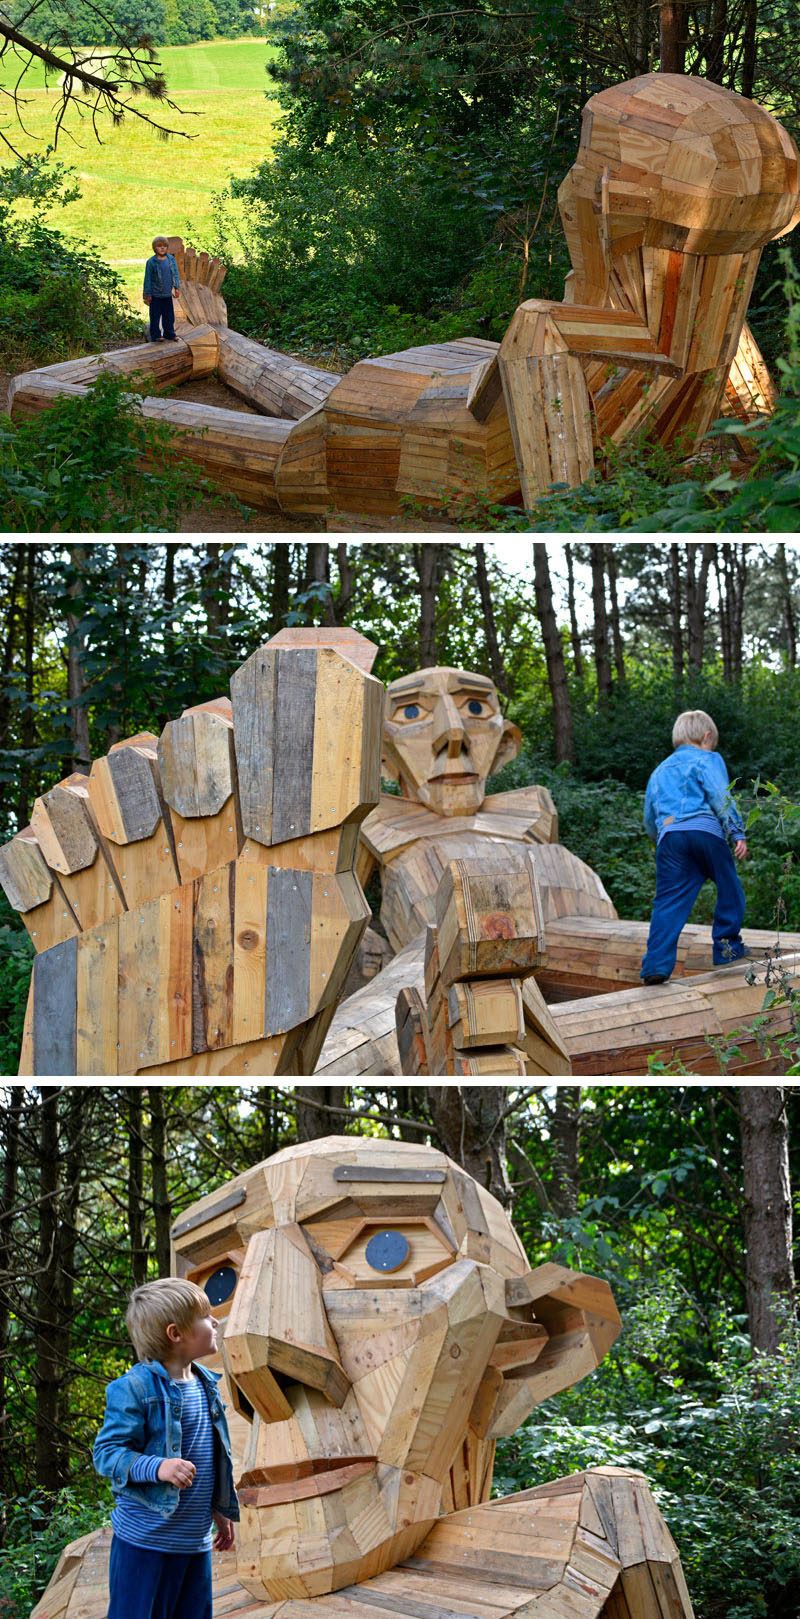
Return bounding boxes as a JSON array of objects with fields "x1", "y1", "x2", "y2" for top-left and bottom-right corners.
[{"x1": 33, "y1": 937, "x2": 78, "y2": 1075}]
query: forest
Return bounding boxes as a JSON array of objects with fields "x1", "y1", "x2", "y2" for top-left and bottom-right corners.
[
  {"x1": 3, "y1": 0, "x2": 800, "y2": 528},
  {"x1": 0, "y1": 1082, "x2": 798, "y2": 1619},
  {"x1": 1, "y1": 538, "x2": 799, "y2": 1075}
]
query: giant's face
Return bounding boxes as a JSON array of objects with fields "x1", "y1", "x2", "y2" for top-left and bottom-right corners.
[
  {"x1": 172, "y1": 1138, "x2": 619, "y2": 1601},
  {"x1": 381, "y1": 668, "x2": 520, "y2": 818}
]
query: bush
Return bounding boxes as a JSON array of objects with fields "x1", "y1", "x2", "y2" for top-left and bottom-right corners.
[
  {"x1": 0, "y1": 370, "x2": 221, "y2": 532},
  {"x1": 0, "y1": 159, "x2": 139, "y2": 373},
  {"x1": 494, "y1": 1321, "x2": 800, "y2": 1619},
  {"x1": 0, "y1": 1490, "x2": 107, "y2": 1619}
]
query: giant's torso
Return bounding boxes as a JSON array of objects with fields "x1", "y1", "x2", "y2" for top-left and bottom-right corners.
[{"x1": 359, "y1": 787, "x2": 617, "y2": 953}]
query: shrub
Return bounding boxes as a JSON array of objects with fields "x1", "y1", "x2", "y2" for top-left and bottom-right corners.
[
  {"x1": 0, "y1": 160, "x2": 139, "y2": 373},
  {"x1": 0, "y1": 370, "x2": 222, "y2": 532},
  {"x1": 494, "y1": 1320, "x2": 800, "y2": 1619},
  {"x1": 0, "y1": 1490, "x2": 107, "y2": 1619}
]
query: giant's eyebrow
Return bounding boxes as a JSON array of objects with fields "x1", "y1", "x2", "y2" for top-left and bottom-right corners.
[
  {"x1": 388, "y1": 681, "x2": 429, "y2": 699},
  {"x1": 449, "y1": 677, "x2": 496, "y2": 695}
]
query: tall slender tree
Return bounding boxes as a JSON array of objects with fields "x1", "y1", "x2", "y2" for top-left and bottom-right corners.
[{"x1": 532, "y1": 544, "x2": 575, "y2": 764}]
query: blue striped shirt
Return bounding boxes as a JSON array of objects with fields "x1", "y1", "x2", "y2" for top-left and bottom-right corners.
[{"x1": 111, "y1": 1375, "x2": 215, "y2": 1552}]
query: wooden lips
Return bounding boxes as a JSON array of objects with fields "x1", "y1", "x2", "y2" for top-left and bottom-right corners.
[
  {"x1": 9, "y1": 76, "x2": 800, "y2": 520},
  {"x1": 1, "y1": 631, "x2": 383, "y2": 1077},
  {"x1": 30, "y1": 1136, "x2": 693, "y2": 1619}
]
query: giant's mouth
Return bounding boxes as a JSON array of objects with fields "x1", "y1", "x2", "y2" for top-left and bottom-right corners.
[
  {"x1": 428, "y1": 770, "x2": 479, "y2": 784},
  {"x1": 237, "y1": 1456, "x2": 377, "y2": 1506}
]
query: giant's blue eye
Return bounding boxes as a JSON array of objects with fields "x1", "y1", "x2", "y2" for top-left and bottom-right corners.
[
  {"x1": 404, "y1": 704, "x2": 420, "y2": 719},
  {"x1": 468, "y1": 700, "x2": 483, "y2": 715},
  {"x1": 365, "y1": 1231, "x2": 410, "y2": 1272},
  {"x1": 204, "y1": 1265, "x2": 237, "y2": 1306}
]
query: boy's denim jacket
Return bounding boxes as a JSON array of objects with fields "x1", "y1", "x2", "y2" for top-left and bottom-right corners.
[
  {"x1": 644, "y1": 745, "x2": 745, "y2": 845},
  {"x1": 143, "y1": 253, "x2": 180, "y2": 298},
  {"x1": 93, "y1": 1359, "x2": 239, "y2": 1521}
]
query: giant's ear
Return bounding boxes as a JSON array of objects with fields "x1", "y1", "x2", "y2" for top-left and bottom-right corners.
[{"x1": 491, "y1": 720, "x2": 522, "y2": 775}]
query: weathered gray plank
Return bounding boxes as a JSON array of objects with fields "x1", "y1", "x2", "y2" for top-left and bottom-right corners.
[
  {"x1": 108, "y1": 748, "x2": 161, "y2": 841},
  {"x1": 231, "y1": 646, "x2": 277, "y2": 844},
  {"x1": 333, "y1": 1166, "x2": 446, "y2": 1183},
  {"x1": 451, "y1": 1167, "x2": 489, "y2": 1234},
  {"x1": 264, "y1": 866, "x2": 312, "y2": 1034},
  {"x1": 33, "y1": 937, "x2": 78, "y2": 1074},
  {"x1": 272, "y1": 648, "x2": 317, "y2": 842},
  {"x1": 159, "y1": 711, "x2": 235, "y2": 818},
  {"x1": 32, "y1": 784, "x2": 97, "y2": 873},
  {"x1": 0, "y1": 834, "x2": 53, "y2": 911},
  {"x1": 337, "y1": 1587, "x2": 489, "y2": 1619},
  {"x1": 171, "y1": 1184, "x2": 246, "y2": 1238}
]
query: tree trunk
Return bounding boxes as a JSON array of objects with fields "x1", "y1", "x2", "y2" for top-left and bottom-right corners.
[
  {"x1": 428, "y1": 1087, "x2": 512, "y2": 1206},
  {"x1": 550, "y1": 1087, "x2": 582, "y2": 1216},
  {"x1": 564, "y1": 544, "x2": 584, "y2": 678},
  {"x1": 35, "y1": 1087, "x2": 62, "y2": 1490},
  {"x1": 306, "y1": 544, "x2": 336, "y2": 625},
  {"x1": 415, "y1": 545, "x2": 439, "y2": 667},
  {"x1": 716, "y1": 550, "x2": 732, "y2": 683},
  {"x1": 686, "y1": 543, "x2": 715, "y2": 674},
  {"x1": 202, "y1": 543, "x2": 232, "y2": 636},
  {"x1": 163, "y1": 543, "x2": 178, "y2": 683},
  {"x1": 126, "y1": 1088, "x2": 149, "y2": 1289},
  {"x1": 149, "y1": 1087, "x2": 172, "y2": 1277},
  {"x1": 533, "y1": 544, "x2": 575, "y2": 764},
  {"x1": 0, "y1": 1087, "x2": 23, "y2": 1522},
  {"x1": 295, "y1": 1086, "x2": 348, "y2": 1141},
  {"x1": 336, "y1": 544, "x2": 355, "y2": 622},
  {"x1": 590, "y1": 546, "x2": 613, "y2": 701},
  {"x1": 659, "y1": 0, "x2": 685, "y2": 71},
  {"x1": 606, "y1": 546, "x2": 626, "y2": 684},
  {"x1": 66, "y1": 544, "x2": 92, "y2": 777},
  {"x1": 0, "y1": 547, "x2": 24, "y2": 826},
  {"x1": 730, "y1": 545, "x2": 747, "y2": 682},
  {"x1": 269, "y1": 544, "x2": 292, "y2": 638},
  {"x1": 669, "y1": 544, "x2": 684, "y2": 684},
  {"x1": 741, "y1": 0, "x2": 758, "y2": 97},
  {"x1": 54, "y1": 1088, "x2": 86, "y2": 1481},
  {"x1": 738, "y1": 1086, "x2": 795, "y2": 1354},
  {"x1": 474, "y1": 543, "x2": 508, "y2": 695},
  {"x1": 777, "y1": 543, "x2": 797, "y2": 669}
]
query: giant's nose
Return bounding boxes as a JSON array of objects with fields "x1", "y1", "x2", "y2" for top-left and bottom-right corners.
[
  {"x1": 221, "y1": 1226, "x2": 349, "y2": 1424},
  {"x1": 431, "y1": 693, "x2": 470, "y2": 764}
]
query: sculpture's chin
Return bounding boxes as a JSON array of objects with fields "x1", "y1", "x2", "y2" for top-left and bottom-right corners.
[
  {"x1": 420, "y1": 777, "x2": 485, "y2": 817},
  {"x1": 235, "y1": 1467, "x2": 442, "y2": 1600}
]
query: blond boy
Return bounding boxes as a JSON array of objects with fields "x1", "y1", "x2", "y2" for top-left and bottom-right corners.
[{"x1": 93, "y1": 1279, "x2": 238, "y2": 1619}]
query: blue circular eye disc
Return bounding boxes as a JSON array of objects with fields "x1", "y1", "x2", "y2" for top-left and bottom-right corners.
[
  {"x1": 404, "y1": 704, "x2": 420, "y2": 719},
  {"x1": 468, "y1": 699, "x2": 483, "y2": 715},
  {"x1": 365, "y1": 1230, "x2": 410, "y2": 1273},
  {"x1": 204, "y1": 1265, "x2": 237, "y2": 1306}
]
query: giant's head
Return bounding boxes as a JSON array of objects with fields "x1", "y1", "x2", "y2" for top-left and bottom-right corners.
[
  {"x1": 172, "y1": 1137, "x2": 619, "y2": 1599},
  {"x1": 558, "y1": 73, "x2": 800, "y2": 298},
  {"x1": 380, "y1": 667, "x2": 521, "y2": 817}
]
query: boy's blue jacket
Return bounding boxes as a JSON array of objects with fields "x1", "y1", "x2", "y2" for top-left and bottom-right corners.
[
  {"x1": 644, "y1": 745, "x2": 745, "y2": 844},
  {"x1": 143, "y1": 252, "x2": 180, "y2": 297},
  {"x1": 93, "y1": 1360, "x2": 239, "y2": 1521}
]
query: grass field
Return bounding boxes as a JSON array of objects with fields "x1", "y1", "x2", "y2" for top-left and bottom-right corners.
[{"x1": 1, "y1": 38, "x2": 282, "y2": 305}]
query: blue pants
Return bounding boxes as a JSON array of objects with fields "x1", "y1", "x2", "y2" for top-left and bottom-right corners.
[
  {"x1": 641, "y1": 829, "x2": 745, "y2": 979},
  {"x1": 149, "y1": 295, "x2": 176, "y2": 341},
  {"x1": 108, "y1": 1536, "x2": 211, "y2": 1619}
]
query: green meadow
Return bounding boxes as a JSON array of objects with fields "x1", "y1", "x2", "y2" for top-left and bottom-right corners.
[{"x1": 1, "y1": 38, "x2": 282, "y2": 304}]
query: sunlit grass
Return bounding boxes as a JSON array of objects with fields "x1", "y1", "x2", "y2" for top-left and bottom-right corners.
[{"x1": 1, "y1": 38, "x2": 283, "y2": 304}]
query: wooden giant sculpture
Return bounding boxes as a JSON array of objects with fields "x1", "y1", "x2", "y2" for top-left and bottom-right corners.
[
  {"x1": 32, "y1": 1136, "x2": 695, "y2": 1619},
  {"x1": 8, "y1": 74, "x2": 800, "y2": 520},
  {"x1": 315, "y1": 664, "x2": 800, "y2": 1077},
  {"x1": 3, "y1": 637, "x2": 798, "y2": 1076}
]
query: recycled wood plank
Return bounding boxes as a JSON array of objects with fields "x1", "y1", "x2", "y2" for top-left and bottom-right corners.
[{"x1": 32, "y1": 936, "x2": 78, "y2": 1075}]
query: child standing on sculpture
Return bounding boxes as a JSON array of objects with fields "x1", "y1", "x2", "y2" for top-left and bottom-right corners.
[
  {"x1": 93, "y1": 1280, "x2": 238, "y2": 1619},
  {"x1": 143, "y1": 236, "x2": 180, "y2": 341},
  {"x1": 640, "y1": 709, "x2": 748, "y2": 985}
]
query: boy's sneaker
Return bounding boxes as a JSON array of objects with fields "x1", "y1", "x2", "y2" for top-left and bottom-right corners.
[
  {"x1": 713, "y1": 945, "x2": 753, "y2": 969},
  {"x1": 642, "y1": 973, "x2": 669, "y2": 984}
]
